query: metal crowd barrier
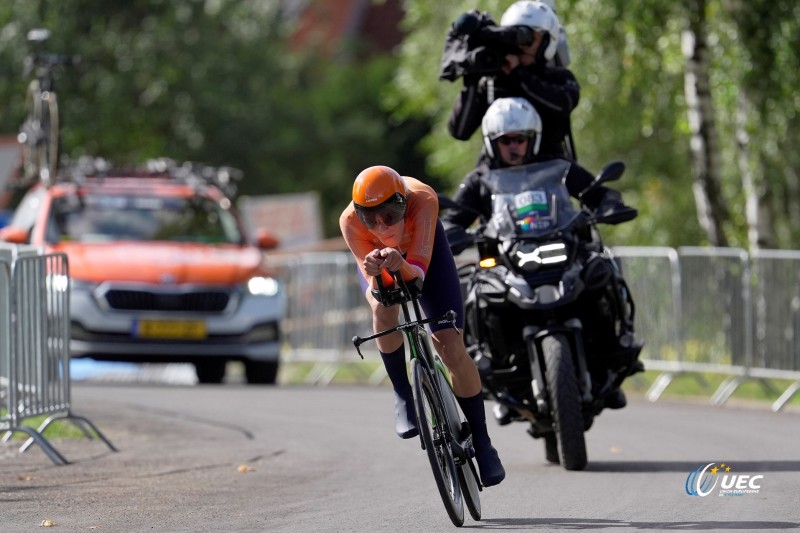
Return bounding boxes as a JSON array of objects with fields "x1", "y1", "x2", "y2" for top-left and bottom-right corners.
[
  {"x1": 274, "y1": 247, "x2": 800, "y2": 412},
  {"x1": 266, "y1": 253, "x2": 379, "y2": 385},
  {"x1": 615, "y1": 246, "x2": 800, "y2": 411},
  {"x1": 0, "y1": 248, "x2": 116, "y2": 465}
]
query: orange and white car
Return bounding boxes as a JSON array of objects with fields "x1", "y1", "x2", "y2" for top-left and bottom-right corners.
[{"x1": 0, "y1": 160, "x2": 285, "y2": 384}]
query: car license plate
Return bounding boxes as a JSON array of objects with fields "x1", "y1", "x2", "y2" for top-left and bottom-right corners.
[{"x1": 135, "y1": 319, "x2": 207, "y2": 340}]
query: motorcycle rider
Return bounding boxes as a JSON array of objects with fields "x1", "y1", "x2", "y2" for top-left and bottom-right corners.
[
  {"x1": 448, "y1": 0, "x2": 578, "y2": 160},
  {"x1": 441, "y1": 97, "x2": 636, "y2": 419},
  {"x1": 444, "y1": 97, "x2": 637, "y2": 235},
  {"x1": 339, "y1": 165, "x2": 506, "y2": 486}
]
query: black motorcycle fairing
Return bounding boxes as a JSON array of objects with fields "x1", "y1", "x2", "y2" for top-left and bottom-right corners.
[{"x1": 479, "y1": 160, "x2": 579, "y2": 243}]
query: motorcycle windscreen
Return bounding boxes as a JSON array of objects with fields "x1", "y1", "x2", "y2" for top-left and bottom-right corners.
[{"x1": 481, "y1": 160, "x2": 582, "y2": 239}]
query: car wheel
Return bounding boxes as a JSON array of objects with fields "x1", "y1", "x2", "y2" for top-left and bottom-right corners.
[
  {"x1": 195, "y1": 360, "x2": 226, "y2": 384},
  {"x1": 244, "y1": 360, "x2": 278, "y2": 385}
]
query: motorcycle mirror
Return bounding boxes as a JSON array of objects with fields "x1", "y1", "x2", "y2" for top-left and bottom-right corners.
[
  {"x1": 578, "y1": 160, "x2": 626, "y2": 201},
  {"x1": 596, "y1": 160, "x2": 626, "y2": 184}
]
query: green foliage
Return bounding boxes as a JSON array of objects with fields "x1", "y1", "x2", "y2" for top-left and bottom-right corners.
[
  {"x1": 393, "y1": 0, "x2": 800, "y2": 248},
  {"x1": 0, "y1": 0, "x2": 431, "y2": 237},
  {"x1": 2, "y1": 1, "x2": 798, "y2": 244}
]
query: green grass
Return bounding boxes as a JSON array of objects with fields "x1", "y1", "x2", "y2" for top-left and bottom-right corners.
[
  {"x1": 623, "y1": 370, "x2": 800, "y2": 406},
  {"x1": 278, "y1": 362, "x2": 800, "y2": 408},
  {"x1": 1, "y1": 412, "x2": 88, "y2": 441},
  {"x1": 278, "y1": 360, "x2": 386, "y2": 385}
]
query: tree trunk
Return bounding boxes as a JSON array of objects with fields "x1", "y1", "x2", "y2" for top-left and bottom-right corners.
[
  {"x1": 736, "y1": 92, "x2": 775, "y2": 250},
  {"x1": 682, "y1": 0, "x2": 729, "y2": 246}
]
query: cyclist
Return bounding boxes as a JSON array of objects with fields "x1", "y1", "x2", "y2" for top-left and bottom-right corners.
[
  {"x1": 442, "y1": 97, "x2": 637, "y2": 419},
  {"x1": 340, "y1": 165, "x2": 506, "y2": 487}
]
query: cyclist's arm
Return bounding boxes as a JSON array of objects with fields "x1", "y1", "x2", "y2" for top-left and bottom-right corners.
[{"x1": 403, "y1": 182, "x2": 439, "y2": 280}]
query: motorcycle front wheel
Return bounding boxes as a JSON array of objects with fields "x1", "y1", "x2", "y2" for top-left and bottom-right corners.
[{"x1": 541, "y1": 334, "x2": 588, "y2": 471}]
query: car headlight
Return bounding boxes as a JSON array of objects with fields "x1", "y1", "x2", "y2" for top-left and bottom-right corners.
[
  {"x1": 514, "y1": 241, "x2": 568, "y2": 272},
  {"x1": 247, "y1": 276, "x2": 280, "y2": 297}
]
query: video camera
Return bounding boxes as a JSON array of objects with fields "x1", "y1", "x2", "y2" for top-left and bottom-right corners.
[{"x1": 439, "y1": 10, "x2": 534, "y2": 81}]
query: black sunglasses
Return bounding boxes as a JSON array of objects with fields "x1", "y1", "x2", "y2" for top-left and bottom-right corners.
[{"x1": 497, "y1": 135, "x2": 530, "y2": 146}]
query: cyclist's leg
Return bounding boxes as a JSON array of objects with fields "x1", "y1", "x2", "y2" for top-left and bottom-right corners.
[
  {"x1": 419, "y1": 220, "x2": 479, "y2": 396},
  {"x1": 456, "y1": 394, "x2": 505, "y2": 486},
  {"x1": 358, "y1": 269, "x2": 417, "y2": 438},
  {"x1": 420, "y1": 221, "x2": 505, "y2": 486}
]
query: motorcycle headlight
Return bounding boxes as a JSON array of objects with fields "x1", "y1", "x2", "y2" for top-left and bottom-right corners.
[
  {"x1": 247, "y1": 276, "x2": 280, "y2": 297},
  {"x1": 514, "y1": 241, "x2": 568, "y2": 272}
]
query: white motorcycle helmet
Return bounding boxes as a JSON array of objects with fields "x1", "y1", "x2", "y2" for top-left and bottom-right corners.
[
  {"x1": 482, "y1": 97, "x2": 543, "y2": 162},
  {"x1": 500, "y1": 0, "x2": 561, "y2": 62}
]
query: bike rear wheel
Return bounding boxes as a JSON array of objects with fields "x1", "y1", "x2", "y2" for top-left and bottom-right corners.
[
  {"x1": 434, "y1": 366, "x2": 481, "y2": 521},
  {"x1": 458, "y1": 458, "x2": 482, "y2": 521},
  {"x1": 412, "y1": 358, "x2": 464, "y2": 527}
]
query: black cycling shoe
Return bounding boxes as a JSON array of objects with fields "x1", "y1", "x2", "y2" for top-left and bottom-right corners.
[
  {"x1": 393, "y1": 392, "x2": 418, "y2": 439},
  {"x1": 492, "y1": 403, "x2": 513, "y2": 426},
  {"x1": 605, "y1": 388, "x2": 627, "y2": 410},
  {"x1": 474, "y1": 442, "x2": 506, "y2": 487}
]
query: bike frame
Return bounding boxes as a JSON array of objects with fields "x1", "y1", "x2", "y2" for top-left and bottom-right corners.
[
  {"x1": 352, "y1": 275, "x2": 461, "y2": 452},
  {"x1": 352, "y1": 272, "x2": 482, "y2": 525}
]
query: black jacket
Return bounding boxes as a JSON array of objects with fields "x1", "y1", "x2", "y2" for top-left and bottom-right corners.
[{"x1": 447, "y1": 64, "x2": 580, "y2": 160}]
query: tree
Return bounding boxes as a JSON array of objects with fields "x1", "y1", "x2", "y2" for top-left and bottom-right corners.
[
  {"x1": 392, "y1": 0, "x2": 800, "y2": 249},
  {"x1": 0, "y1": 0, "x2": 432, "y2": 237}
]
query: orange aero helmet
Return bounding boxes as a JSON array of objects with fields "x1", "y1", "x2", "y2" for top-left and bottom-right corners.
[{"x1": 352, "y1": 166, "x2": 408, "y2": 229}]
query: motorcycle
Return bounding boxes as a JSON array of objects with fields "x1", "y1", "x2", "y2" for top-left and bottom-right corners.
[{"x1": 440, "y1": 159, "x2": 643, "y2": 471}]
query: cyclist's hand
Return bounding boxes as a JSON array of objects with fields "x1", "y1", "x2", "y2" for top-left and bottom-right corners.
[
  {"x1": 378, "y1": 248, "x2": 404, "y2": 272},
  {"x1": 363, "y1": 248, "x2": 386, "y2": 276}
]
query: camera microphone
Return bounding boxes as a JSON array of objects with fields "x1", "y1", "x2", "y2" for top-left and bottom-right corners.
[{"x1": 453, "y1": 11, "x2": 481, "y2": 35}]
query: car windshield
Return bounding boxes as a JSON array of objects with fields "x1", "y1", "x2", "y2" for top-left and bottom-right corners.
[
  {"x1": 46, "y1": 193, "x2": 244, "y2": 244},
  {"x1": 482, "y1": 160, "x2": 582, "y2": 240}
]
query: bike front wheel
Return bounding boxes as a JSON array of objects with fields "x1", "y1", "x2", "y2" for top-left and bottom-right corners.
[{"x1": 412, "y1": 358, "x2": 464, "y2": 527}]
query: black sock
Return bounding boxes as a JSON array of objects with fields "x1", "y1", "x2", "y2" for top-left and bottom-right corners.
[
  {"x1": 380, "y1": 345, "x2": 411, "y2": 398},
  {"x1": 457, "y1": 393, "x2": 491, "y2": 448}
]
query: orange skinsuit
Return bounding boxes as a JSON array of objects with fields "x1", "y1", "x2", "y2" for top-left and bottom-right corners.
[{"x1": 339, "y1": 176, "x2": 438, "y2": 286}]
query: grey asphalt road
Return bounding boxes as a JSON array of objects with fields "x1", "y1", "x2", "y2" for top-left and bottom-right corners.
[{"x1": 2, "y1": 384, "x2": 799, "y2": 532}]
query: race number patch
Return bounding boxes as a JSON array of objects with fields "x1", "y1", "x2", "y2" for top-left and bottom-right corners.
[{"x1": 514, "y1": 190, "x2": 548, "y2": 216}]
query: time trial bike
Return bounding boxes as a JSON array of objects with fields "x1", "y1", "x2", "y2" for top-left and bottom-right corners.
[{"x1": 353, "y1": 272, "x2": 482, "y2": 527}]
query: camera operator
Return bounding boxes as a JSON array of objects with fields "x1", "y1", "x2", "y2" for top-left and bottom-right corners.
[{"x1": 445, "y1": 1, "x2": 578, "y2": 161}]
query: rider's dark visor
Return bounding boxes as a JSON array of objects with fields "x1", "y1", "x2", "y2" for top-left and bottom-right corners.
[{"x1": 355, "y1": 193, "x2": 407, "y2": 230}]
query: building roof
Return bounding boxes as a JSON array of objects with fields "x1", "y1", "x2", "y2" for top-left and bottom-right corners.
[{"x1": 288, "y1": 0, "x2": 404, "y2": 57}]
